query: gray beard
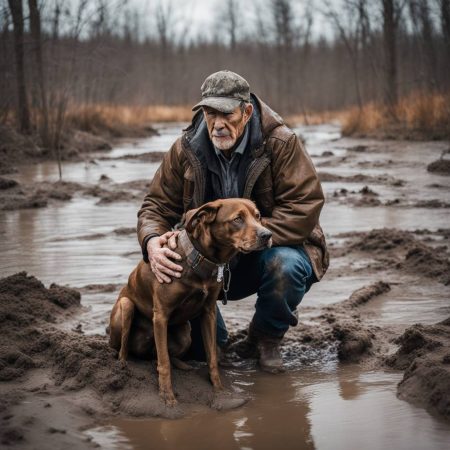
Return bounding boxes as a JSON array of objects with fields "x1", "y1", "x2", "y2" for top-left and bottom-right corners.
[{"x1": 212, "y1": 136, "x2": 236, "y2": 150}]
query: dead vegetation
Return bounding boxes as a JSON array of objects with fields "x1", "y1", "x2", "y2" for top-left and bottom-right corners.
[
  {"x1": 65, "y1": 105, "x2": 193, "y2": 137},
  {"x1": 341, "y1": 92, "x2": 450, "y2": 140}
]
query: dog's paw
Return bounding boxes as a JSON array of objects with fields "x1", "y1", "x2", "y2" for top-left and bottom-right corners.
[
  {"x1": 160, "y1": 390, "x2": 178, "y2": 407},
  {"x1": 211, "y1": 390, "x2": 248, "y2": 411},
  {"x1": 118, "y1": 359, "x2": 128, "y2": 369}
]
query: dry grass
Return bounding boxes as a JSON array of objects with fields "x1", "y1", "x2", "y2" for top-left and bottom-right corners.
[
  {"x1": 64, "y1": 104, "x2": 194, "y2": 137},
  {"x1": 286, "y1": 109, "x2": 348, "y2": 126},
  {"x1": 341, "y1": 92, "x2": 450, "y2": 140}
]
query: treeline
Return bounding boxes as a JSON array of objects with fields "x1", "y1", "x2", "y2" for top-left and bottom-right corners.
[{"x1": 1, "y1": 0, "x2": 449, "y2": 143}]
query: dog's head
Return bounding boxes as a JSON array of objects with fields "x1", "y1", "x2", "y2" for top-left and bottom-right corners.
[{"x1": 184, "y1": 198, "x2": 272, "y2": 254}]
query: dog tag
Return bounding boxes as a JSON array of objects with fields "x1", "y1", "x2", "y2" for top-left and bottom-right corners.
[{"x1": 217, "y1": 265, "x2": 225, "y2": 283}]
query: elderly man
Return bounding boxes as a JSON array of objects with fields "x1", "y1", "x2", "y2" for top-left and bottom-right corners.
[{"x1": 137, "y1": 70, "x2": 328, "y2": 373}]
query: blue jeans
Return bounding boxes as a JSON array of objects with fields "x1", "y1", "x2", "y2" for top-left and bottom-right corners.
[{"x1": 187, "y1": 245, "x2": 316, "y2": 359}]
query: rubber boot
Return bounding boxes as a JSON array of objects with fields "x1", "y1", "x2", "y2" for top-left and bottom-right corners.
[{"x1": 233, "y1": 322, "x2": 285, "y2": 373}]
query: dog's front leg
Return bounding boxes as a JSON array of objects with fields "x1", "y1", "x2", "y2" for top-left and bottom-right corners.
[
  {"x1": 201, "y1": 299, "x2": 223, "y2": 391},
  {"x1": 153, "y1": 308, "x2": 177, "y2": 406}
]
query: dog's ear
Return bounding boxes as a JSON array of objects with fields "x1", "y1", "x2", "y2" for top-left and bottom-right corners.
[{"x1": 185, "y1": 203, "x2": 220, "y2": 233}]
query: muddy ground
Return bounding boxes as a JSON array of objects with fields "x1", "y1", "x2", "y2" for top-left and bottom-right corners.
[
  {"x1": 0, "y1": 123, "x2": 158, "y2": 176},
  {"x1": 0, "y1": 126, "x2": 449, "y2": 448},
  {"x1": 1, "y1": 226, "x2": 449, "y2": 447}
]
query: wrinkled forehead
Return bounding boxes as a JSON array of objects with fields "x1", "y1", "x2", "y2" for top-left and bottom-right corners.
[{"x1": 217, "y1": 199, "x2": 260, "y2": 218}]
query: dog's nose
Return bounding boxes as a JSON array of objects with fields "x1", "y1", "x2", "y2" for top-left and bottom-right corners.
[{"x1": 259, "y1": 229, "x2": 272, "y2": 243}]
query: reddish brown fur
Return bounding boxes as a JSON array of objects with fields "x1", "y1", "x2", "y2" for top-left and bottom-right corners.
[{"x1": 109, "y1": 198, "x2": 272, "y2": 406}]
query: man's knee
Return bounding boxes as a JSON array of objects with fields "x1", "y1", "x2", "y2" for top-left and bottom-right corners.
[{"x1": 261, "y1": 246, "x2": 313, "y2": 286}]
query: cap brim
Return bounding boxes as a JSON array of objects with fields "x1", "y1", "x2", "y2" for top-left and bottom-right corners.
[{"x1": 192, "y1": 97, "x2": 241, "y2": 113}]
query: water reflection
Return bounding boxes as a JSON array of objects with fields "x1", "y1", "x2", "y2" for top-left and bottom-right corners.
[
  {"x1": 307, "y1": 369, "x2": 450, "y2": 450},
  {"x1": 106, "y1": 371, "x2": 315, "y2": 450},
  {"x1": 89, "y1": 368, "x2": 450, "y2": 450}
]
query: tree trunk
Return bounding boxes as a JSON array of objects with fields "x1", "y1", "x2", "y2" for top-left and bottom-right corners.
[
  {"x1": 441, "y1": 0, "x2": 450, "y2": 67},
  {"x1": 7, "y1": 0, "x2": 31, "y2": 133},
  {"x1": 28, "y1": 0, "x2": 50, "y2": 148},
  {"x1": 382, "y1": 0, "x2": 398, "y2": 113}
]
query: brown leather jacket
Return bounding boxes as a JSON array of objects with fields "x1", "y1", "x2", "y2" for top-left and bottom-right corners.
[{"x1": 137, "y1": 95, "x2": 329, "y2": 280}]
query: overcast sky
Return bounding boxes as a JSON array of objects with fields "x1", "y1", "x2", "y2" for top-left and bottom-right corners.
[{"x1": 126, "y1": 0, "x2": 336, "y2": 43}]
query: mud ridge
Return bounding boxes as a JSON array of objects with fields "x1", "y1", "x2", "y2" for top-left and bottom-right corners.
[
  {"x1": 0, "y1": 272, "x2": 248, "y2": 447},
  {"x1": 427, "y1": 158, "x2": 450, "y2": 175},
  {"x1": 0, "y1": 178, "x2": 145, "y2": 210},
  {"x1": 318, "y1": 171, "x2": 404, "y2": 186},
  {"x1": 386, "y1": 318, "x2": 450, "y2": 419},
  {"x1": 334, "y1": 228, "x2": 450, "y2": 285}
]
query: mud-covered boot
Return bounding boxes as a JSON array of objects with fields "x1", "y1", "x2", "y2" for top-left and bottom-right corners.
[
  {"x1": 230, "y1": 323, "x2": 259, "y2": 359},
  {"x1": 257, "y1": 335, "x2": 285, "y2": 374},
  {"x1": 232, "y1": 334, "x2": 259, "y2": 359}
]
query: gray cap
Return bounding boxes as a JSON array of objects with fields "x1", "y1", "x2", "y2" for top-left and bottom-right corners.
[{"x1": 192, "y1": 70, "x2": 251, "y2": 113}]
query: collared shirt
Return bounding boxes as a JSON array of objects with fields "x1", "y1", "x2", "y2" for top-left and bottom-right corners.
[{"x1": 213, "y1": 125, "x2": 249, "y2": 198}]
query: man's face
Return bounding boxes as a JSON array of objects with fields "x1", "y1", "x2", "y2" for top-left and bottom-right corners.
[{"x1": 203, "y1": 103, "x2": 253, "y2": 151}]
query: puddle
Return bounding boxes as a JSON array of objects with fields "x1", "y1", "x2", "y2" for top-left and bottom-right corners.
[{"x1": 86, "y1": 368, "x2": 450, "y2": 450}]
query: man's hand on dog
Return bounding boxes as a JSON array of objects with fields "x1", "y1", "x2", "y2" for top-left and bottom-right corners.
[{"x1": 147, "y1": 231, "x2": 183, "y2": 283}]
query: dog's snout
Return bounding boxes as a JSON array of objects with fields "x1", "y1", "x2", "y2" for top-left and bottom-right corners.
[{"x1": 259, "y1": 229, "x2": 272, "y2": 243}]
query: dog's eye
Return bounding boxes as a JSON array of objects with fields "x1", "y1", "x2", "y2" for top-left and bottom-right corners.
[
  {"x1": 255, "y1": 212, "x2": 261, "y2": 220},
  {"x1": 233, "y1": 216, "x2": 243, "y2": 224}
]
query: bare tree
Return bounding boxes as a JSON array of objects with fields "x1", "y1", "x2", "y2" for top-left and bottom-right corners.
[
  {"x1": 7, "y1": 0, "x2": 31, "y2": 133},
  {"x1": 439, "y1": 0, "x2": 450, "y2": 64},
  {"x1": 0, "y1": 3, "x2": 12, "y2": 121},
  {"x1": 155, "y1": 0, "x2": 175, "y2": 103},
  {"x1": 28, "y1": 0, "x2": 50, "y2": 148},
  {"x1": 271, "y1": 0, "x2": 295, "y2": 112},
  {"x1": 409, "y1": 0, "x2": 439, "y2": 89},
  {"x1": 224, "y1": 0, "x2": 240, "y2": 50},
  {"x1": 322, "y1": 0, "x2": 364, "y2": 110},
  {"x1": 382, "y1": 0, "x2": 399, "y2": 112},
  {"x1": 1, "y1": 0, "x2": 449, "y2": 131}
]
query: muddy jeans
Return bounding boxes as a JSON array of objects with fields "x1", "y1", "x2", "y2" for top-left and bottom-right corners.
[{"x1": 187, "y1": 245, "x2": 316, "y2": 359}]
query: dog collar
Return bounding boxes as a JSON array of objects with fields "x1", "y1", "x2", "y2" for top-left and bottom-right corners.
[
  {"x1": 178, "y1": 230, "x2": 232, "y2": 305},
  {"x1": 178, "y1": 230, "x2": 225, "y2": 281}
]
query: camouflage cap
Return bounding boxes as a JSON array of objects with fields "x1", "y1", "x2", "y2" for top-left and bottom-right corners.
[{"x1": 192, "y1": 70, "x2": 251, "y2": 113}]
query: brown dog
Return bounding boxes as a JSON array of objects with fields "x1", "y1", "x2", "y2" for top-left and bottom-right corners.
[{"x1": 109, "y1": 198, "x2": 272, "y2": 406}]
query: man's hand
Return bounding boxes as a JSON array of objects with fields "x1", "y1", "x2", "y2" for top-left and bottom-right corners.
[{"x1": 147, "y1": 231, "x2": 183, "y2": 284}]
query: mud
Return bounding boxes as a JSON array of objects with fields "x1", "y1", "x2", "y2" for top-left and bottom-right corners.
[
  {"x1": 330, "y1": 185, "x2": 450, "y2": 208},
  {"x1": 98, "y1": 151, "x2": 166, "y2": 162},
  {"x1": 0, "y1": 178, "x2": 146, "y2": 210},
  {"x1": 1, "y1": 265, "x2": 434, "y2": 448},
  {"x1": 331, "y1": 185, "x2": 383, "y2": 207},
  {"x1": 0, "y1": 124, "x2": 159, "y2": 176},
  {"x1": 427, "y1": 158, "x2": 450, "y2": 175},
  {"x1": 224, "y1": 280, "x2": 393, "y2": 370},
  {"x1": 0, "y1": 126, "x2": 109, "y2": 176},
  {"x1": 318, "y1": 171, "x2": 405, "y2": 186},
  {"x1": 0, "y1": 272, "x2": 248, "y2": 447},
  {"x1": 1, "y1": 124, "x2": 449, "y2": 448},
  {"x1": 332, "y1": 228, "x2": 450, "y2": 284},
  {"x1": 0, "y1": 125, "x2": 42, "y2": 175},
  {"x1": 386, "y1": 318, "x2": 450, "y2": 418},
  {"x1": 83, "y1": 185, "x2": 139, "y2": 204}
]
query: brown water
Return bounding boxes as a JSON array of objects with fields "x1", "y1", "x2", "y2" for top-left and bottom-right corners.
[
  {"x1": 1, "y1": 122, "x2": 450, "y2": 448},
  {"x1": 86, "y1": 368, "x2": 450, "y2": 450}
]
